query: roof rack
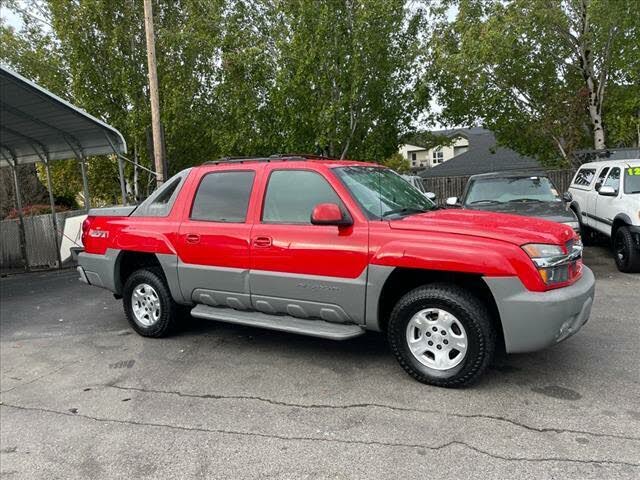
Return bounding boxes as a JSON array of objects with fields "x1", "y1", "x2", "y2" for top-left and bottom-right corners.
[{"x1": 203, "y1": 153, "x2": 332, "y2": 165}]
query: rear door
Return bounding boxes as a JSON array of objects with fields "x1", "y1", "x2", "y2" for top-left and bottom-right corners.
[
  {"x1": 570, "y1": 167, "x2": 597, "y2": 227},
  {"x1": 586, "y1": 166, "x2": 609, "y2": 224},
  {"x1": 249, "y1": 165, "x2": 369, "y2": 324},
  {"x1": 176, "y1": 167, "x2": 257, "y2": 308}
]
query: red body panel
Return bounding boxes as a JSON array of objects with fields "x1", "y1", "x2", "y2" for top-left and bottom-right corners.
[{"x1": 82, "y1": 158, "x2": 581, "y2": 293}]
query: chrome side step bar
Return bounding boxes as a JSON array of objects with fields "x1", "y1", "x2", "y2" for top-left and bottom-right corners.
[{"x1": 190, "y1": 304, "x2": 365, "y2": 340}]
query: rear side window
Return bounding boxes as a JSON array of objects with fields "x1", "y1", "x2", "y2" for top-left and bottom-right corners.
[
  {"x1": 132, "y1": 169, "x2": 190, "y2": 217},
  {"x1": 191, "y1": 171, "x2": 255, "y2": 222},
  {"x1": 262, "y1": 170, "x2": 342, "y2": 224},
  {"x1": 572, "y1": 168, "x2": 596, "y2": 187}
]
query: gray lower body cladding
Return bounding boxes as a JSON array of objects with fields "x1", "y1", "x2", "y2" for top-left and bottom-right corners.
[
  {"x1": 77, "y1": 250, "x2": 120, "y2": 292},
  {"x1": 484, "y1": 266, "x2": 595, "y2": 353}
]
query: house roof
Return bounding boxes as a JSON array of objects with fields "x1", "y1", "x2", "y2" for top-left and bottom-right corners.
[
  {"x1": 417, "y1": 128, "x2": 541, "y2": 178},
  {"x1": 402, "y1": 127, "x2": 487, "y2": 149},
  {"x1": 0, "y1": 65, "x2": 126, "y2": 167}
]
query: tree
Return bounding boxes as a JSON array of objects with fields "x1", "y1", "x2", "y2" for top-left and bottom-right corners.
[
  {"x1": 2, "y1": 0, "x2": 427, "y2": 208},
  {"x1": 382, "y1": 152, "x2": 411, "y2": 173},
  {"x1": 272, "y1": 0, "x2": 425, "y2": 160},
  {"x1": 427, "y1": 0, "x2": 639, "y2": 167}
]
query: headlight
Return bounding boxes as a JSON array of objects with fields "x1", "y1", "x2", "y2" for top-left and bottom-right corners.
[
  {"x1": 522, "y1": 243, "x2": 582, "y2": 286},
  {"x1": 522, "y1": 243, "x2": 564, "y2": 261},
  {"x1": 564, "y1": 221, "x2": 580, "y2": 231}
]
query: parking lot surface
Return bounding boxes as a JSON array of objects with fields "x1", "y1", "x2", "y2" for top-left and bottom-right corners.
[{"x1": 1, "y1": 246, "x2": 639, "y2": 479}]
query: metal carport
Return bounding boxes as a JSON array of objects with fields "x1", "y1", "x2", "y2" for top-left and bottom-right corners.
[{"x1": 0, "y1": 65, "x2": 128, "y2": 270}]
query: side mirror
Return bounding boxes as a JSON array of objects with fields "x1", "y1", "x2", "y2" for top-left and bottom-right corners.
[
  {"x1": 598, "y1": 185, "x2": 617, "y2": 196},
  {"x1": 446, "y1": 197, "x2": 458, "y2": 206},
  {"x1": 311, "y1": 203, "x2": 352, "y2": 227},
  {"x1": 425, "y1": 192, "x2": 436, "y2": 201},
  {"x1": 562, "y1": 192, "x2": 572, "y2": 203}
]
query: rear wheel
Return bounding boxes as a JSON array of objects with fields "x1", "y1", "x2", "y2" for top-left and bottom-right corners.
[
  {"x1": 123, "y1": 268, "x2": 179, "y2": 337},
  {"x1": 387, "y1": 284, "x2": 496, "y2": 388},
  {"x1": 614, "y1": 226, "x2": 640, "y2": 273}
]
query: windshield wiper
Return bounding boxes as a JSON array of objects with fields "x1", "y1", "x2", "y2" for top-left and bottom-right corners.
[
  {"x1": 382, "y1": 207, "x2": 430, "y2": 218},
  {"x1": 506, "y1": 198, "x2": 545, "y2": 203},
  {"x1": 468, "y1": 199, "x2": 502, "y2": 205}
]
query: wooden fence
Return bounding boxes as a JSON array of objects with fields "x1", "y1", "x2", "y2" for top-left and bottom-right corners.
[{"x1": 422, "y1": 169, "x2": 576, "y2": 204}]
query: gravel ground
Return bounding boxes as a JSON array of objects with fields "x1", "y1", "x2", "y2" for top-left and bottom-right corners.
[{"x1": 1, "y1": 245, "x2": 639, "y2": 479}]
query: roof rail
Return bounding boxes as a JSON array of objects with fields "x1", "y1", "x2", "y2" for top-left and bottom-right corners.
[{"x1": 203, "y1": 153, "x2": 332, "y2": 165}]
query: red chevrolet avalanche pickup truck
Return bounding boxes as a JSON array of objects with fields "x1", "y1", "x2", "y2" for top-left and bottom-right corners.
[{"x1": 78, "y1": 155, "x2": 595, "y2": 387}]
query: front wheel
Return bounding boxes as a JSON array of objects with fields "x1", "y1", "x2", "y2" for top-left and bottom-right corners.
[
  {"x1": 387, "y1": 284, "x2": 496, "y2": 388},
  {"x1": 123, "y1": 267, "x2": 179, "y2": 337},
  {"x1": 614, "y1": 226, "x2": 640, "y2": 273}
]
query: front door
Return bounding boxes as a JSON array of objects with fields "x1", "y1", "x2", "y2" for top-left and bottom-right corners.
[
  {"x1": 176, "y1": 168, "x2": 257, "y2": 309},
  {"x1": 594, "y1": 167, "x2": 621, "y2": 235},
  {"x1": 249, "y1": 167, "x2": 369, "y2": 324}
]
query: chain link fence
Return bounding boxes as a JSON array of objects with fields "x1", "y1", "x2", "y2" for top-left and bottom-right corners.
[{"x1": 1, "y1": 210, "x2": 85, "y2": 274}]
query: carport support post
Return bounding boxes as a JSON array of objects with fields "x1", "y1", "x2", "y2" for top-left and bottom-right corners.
[
  {"x1": 104, "y1": 133, "x2": 127, "y2": 206},
  {"x1": 78, "y1": 155, "x2": 91, "y2": 212},
  {"x1": 3, "y1": 152, "x2": 29, "y2": 272},
  {"x1": 117, "y1": 156, "x2": 127, "y2": 205},
  {"x1": 43, "y1": 155, "x2": 63, "y2": 268}
]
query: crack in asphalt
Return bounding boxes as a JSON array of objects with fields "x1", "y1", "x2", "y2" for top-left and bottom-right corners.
[
  {"x1": 0, "y1": 364, "x2": 70, "y2": 394},
  {"x1": 109, "y1": 384, "x2": 640, "y2": 442},
  {"x1": 1, "y1": 403, "x2": 638, "y2": 468}
]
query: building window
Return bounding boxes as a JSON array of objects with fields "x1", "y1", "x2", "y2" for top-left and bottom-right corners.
[
  {"x1": 433, "y1": 149, "x2": 444, "y2": 164},
  {"x1": 453, "y1": 145, "x2": 468, "y2": 156},
  {"x1": 411, "y1": 152, "x2": 417, "y2": 166}
]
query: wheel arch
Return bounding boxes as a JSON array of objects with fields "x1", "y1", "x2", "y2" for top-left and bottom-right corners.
[
  {"x1": 612, "y1": 213, "x2": 633, "y2": 237},
  {"x1": 114, "y1": 251, "x2": 184, "y2": 303},
  {"x1": 372, "y1": 267, "x2": 505, "y2": 353}
]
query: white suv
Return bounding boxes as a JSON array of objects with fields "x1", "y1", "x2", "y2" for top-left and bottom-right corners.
[{"x1": 568, "y1": 160, "x2": 640, "y2": 272}]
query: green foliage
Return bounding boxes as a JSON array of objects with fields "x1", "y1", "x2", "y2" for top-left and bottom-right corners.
[
  {"x1": 2, "y1": 0, "x2": 425, "y2": 205},
  {"x1": 382, "y1": 152, "x2": 410, "y2": 173},
  {"x1": 426, "y1": 0, "x2": 639, "y2": 167}
]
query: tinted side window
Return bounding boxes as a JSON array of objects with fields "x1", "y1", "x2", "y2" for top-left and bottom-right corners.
[
  {"x1": 262, "y1": 170, "x2": 342, "y2": 224},
  {"x1": 573, "y1": 168, "x2": 596, "y2": 187},
  {"x1": 132, "y1": 169, "x2": 190, "y2": 217},
  {"x1": 595, "y1": 167, "x2": 610, "y2": 190},
  {"x1": 191, "y1": 171, "x2": 255, "y2": 222},
  {"x1": 603, "y1": 167, "x2": 620, "y2": 192}
]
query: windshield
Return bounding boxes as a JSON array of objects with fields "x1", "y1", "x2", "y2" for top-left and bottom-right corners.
[
  {"x1": 334, "y1": 166, "x2": 436, "y2": 219},
  {"x1": 464, "y1": 176, "x2": 560, "y2": 205},
  {"x1": 624, "y1": 166, "x2": 640, "y2": 194}
]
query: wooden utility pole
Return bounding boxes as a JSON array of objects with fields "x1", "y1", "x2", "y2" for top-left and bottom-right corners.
[{"x1": 143, "y1": 0, "x2": 165, "y2": 186}]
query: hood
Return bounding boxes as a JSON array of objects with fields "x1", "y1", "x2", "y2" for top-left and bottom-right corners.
[
  {"x1": 390, "y1": 209, "x2": 575, "y2": 246},
  {"x1": 465, "y1": 201, "x2": 577, "y2": 224}
]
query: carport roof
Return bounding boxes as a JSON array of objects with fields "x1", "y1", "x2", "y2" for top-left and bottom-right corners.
[{"x1": 0, "y1": 65, "x2": 126, "y2": 167}]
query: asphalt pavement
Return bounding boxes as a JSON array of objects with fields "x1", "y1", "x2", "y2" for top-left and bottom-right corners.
[{"x1": 1, "y1": 246, "x2": 639, "y2": 479}]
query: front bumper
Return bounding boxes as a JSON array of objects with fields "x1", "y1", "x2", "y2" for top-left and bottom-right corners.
[{"x1": 484, "y1": 266, "x2": 595, "y2": 353}]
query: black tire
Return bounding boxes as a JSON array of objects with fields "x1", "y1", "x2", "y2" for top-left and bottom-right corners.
[
  {"x1": 613, "y1": 226, "x2": 640, "y2": 273},
  {"x1": 387, "y1": 283, "x2": 496, "y2": 388},
  {"x1": 123, "y1": 267, "x2": 179, "y2": 337}
]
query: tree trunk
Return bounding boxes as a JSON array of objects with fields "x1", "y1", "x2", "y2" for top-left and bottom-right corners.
[{"x1": 577, "y1": 0, "x2": 607, "y2": 151}]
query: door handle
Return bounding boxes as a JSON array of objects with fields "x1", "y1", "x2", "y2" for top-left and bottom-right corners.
[
  {"x1": 253, "y1": 236, "x2": 272, "y2": 248},
  {"x1": 185, "y1": 233, "x2": 200, "y2": 244}
]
